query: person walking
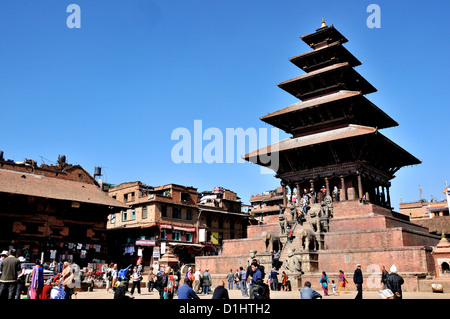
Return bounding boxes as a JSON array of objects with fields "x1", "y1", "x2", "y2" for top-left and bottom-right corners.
[
  {"x1": 380, "y1": 265, "x2": 389, "y2": 289},
  {"x1": 336, "y1": 270, "x2": 348, "y2": 293},
  {"x1": 0, "y1": 249, "x2": 21, "y2": 299},
  {"x1": 177, "y1": 277, "x2": 200, "y2": 299},
  {"x1": 281, "y1": 271, "x2": 291, "y2": 291},
  {"x1": 353, "y1": 264, "x2": 363, "y2": 299},
  {"x1": 130, "y1": 266, "x2": 142, "y2": 296},
  {"x1": 386, "y1": 265, "x2": 404, "y2": 299},
  {"x1": 30, "y1": 260, "x2": 45, "y2": 299},
  {"x1": 319, "y1": 271, "x2": 330, "y2": 296},
  {"x1": 238, "y1": 266, "x2": 248, "y2": 297},
  {"x1": 202, "y1": 269, "x2": 212, "y2": 294},
  {"x1": 212, "y1": 280, "x2": 229, "y2": 299}
]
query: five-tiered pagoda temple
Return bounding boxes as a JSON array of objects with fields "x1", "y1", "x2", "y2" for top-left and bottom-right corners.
[{"x1": 244, "y1": 20, "x2": 421, "y2": 208}]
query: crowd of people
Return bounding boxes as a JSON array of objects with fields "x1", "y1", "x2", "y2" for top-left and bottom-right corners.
[
  {"x1": 1, "y1": 247, "x2": 405, "y2": 300},
  {"x1": 0, "y1": 249, "x2": 77, "y2": 299}
]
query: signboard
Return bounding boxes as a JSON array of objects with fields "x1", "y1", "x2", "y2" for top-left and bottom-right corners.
[
  {"x1": 135, "y1": 239, "x2": 156, "y2": 246},
  {"x1": 153, "y1": 247, "x2": 160, "y2": 259},
  {"x1": 199, "y1": 229, "x2": 206, "y2": 242},
  {"x1": 211, "y1": 232, "x2": 219, "y2": 245}
]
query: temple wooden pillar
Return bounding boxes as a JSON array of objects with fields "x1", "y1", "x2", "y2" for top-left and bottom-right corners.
[
  {"x1": 325, "y1": 177, "x2": 330, "y2": 196},
  {"x1": 357, "y1": 172, "x2": 363, "y2": 200},
  {"x1": 340, "y1": 175, "x2": 346, "y2": 201}
]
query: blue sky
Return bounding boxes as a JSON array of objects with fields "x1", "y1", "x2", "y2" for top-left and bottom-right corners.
[{"x1": 0, "y1": 0, "x2": 448, "y2": 210}]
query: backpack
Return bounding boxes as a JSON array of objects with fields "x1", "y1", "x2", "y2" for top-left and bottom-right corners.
[
  {"x1": 165, "y1": 275, "x2": 176, "y2": 294},
  {"x1": 259, "y1": 265, "x2": 265, "y2": 279}
]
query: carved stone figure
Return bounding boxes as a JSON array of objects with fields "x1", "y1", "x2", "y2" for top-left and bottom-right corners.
[
  {"x1": 299, "y1": 228, "x2": 318, "y2": 251},
  {"x1": 308, "y1": 205, "x2": 322, "y2": 233},
  {"x1": 284, "y1": 248, "x2": 302, "y2": 273},
  {"x1": 246, "y1": 249, "x2": 260, "y2": 268}
]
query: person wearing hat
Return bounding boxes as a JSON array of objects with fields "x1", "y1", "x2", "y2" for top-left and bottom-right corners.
[
  {"x1": 0, "y1": 249, "x2": 21, "y2": 299},
  {"x1": 114, "y1": 280, "x2": 133, "y2": 299},
  {"x1": 385, "y1": 265, "x2": 404, "y2": 299},
  {"x1": 353, "y1": 264, "x2": 363, "y2": 299}
]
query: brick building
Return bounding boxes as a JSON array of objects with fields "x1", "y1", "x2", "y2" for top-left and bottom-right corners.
[
  {"x1": 249, "y1": 187, "x2": 284, "y2": 223},
  {"x1": 107, "y1": 183, "x2": 249, "y2": 268},
  {"x1": 0, "y1": 153, "x2": 127, "y2": 265}
]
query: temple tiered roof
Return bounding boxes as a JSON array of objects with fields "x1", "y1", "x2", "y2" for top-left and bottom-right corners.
[{"x1": 244, "y1": 21, "x2": 421, "y2": 208}]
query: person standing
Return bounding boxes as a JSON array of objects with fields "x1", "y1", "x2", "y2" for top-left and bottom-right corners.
[
  {"x1": 238, "y1": 266, "x2": 247, "y2": 297},
  {"x1": 0, "y1": 249, "x2": 21, "y2": 299},
  {"x1": 15, "y1": 257, "x2": 27, "y2": 299},
  {"x1": 227, "y1": 269, "x2": 234, "y2": 290},
  {"x1": 380, "y1": 265, "x2": 389, "y2": 289},
  {"x1": 353, "y1": 264, "x2": 363, "y2": 299},
  {"x1": 30, "y1": 260, "x2": 44, "y2": 299},
  {"x1": 202, "y1": 269, "x2": 212, "y2": 294},
  {"x1": 147, "y1": 266, "x2": 155, "y2": 292},
  {"x1": 386, "y1": 265, "x2": 404, "y2": 299},
  {"x1": 269, "y1": 267, "x2": 279, "y2": 291},
  {"x1": 111, "y1": 264, "x2": 118, "y2": 292},
  {"x1": 212, "y1": 280, "x2": 229, "y2": 299},
  {"x1": 248, "y1": 262, "x2": 262, "y2": 299},
  {"x1": 194, "y1": 267, "x2": 202, "y2": 294},
  {"x1": 337, "y1": 270, "x2": 348, "y2": 293},
  {"x1": 163, "y1": 267, "x2": 176, "y2": 299},
  {"x1": 130, "y1": 266, "x2": 142, "y2": 296},
  {"x1": 62, "y1": 261, "x2": 75, "y2": 299}
]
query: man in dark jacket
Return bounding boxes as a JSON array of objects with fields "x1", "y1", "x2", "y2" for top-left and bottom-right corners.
[
  {"x1": 0, "y1": 249, "x2": 21, "y2": 299},
  {"x1": 212, "y1": 280, "x2": 229, "y2": 299},
  {"x1": 353, "y1": 264, "x2": 363, "y2": 299},
  {"x1": 386, "y1": 265, "x2": 404, "y2": 299}
]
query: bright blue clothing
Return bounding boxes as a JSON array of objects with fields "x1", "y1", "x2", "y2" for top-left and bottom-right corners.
[
  {"x1": 251, "y1": 268, "x2": 262, "y2": 283},
  {"x1": 177, "y1": 284, "x2": 199, "y2": 299}
]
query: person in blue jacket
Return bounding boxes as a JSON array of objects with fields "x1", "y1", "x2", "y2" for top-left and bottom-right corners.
[{"x1": 177, "y1": 277, "x2": 200, "y2": 299}]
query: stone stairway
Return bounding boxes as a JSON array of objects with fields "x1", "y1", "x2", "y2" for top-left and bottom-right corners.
[{"x1": 278, "y1": 204, "x2": 319, "y2": 267}]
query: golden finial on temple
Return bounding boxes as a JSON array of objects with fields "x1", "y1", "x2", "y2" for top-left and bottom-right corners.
[{"x1": 321, "y1": 18, "x2": 327, "y2": 28}]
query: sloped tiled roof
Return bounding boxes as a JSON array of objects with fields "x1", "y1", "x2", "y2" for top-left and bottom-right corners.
[{"x1": 0, "y1": 168, "x2": 128, "y2": 208}]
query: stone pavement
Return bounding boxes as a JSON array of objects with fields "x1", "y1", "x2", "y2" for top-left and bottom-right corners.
[{"x1": 73, "y1": 287, "x2": 450, "y2": 300}]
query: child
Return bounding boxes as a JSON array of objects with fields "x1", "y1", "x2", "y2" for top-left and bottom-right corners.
[{"x1": 331, "y1": 280, "x2": 337, "y2": 295}]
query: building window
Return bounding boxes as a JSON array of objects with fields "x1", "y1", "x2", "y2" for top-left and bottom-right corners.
[
  {"x1": 230, "y1": 219, "x2": 234, "y2": 230},
  {"x1": 172, "y1": 207, "x2": 181, "y2": 219},
  {"x1": 130, "y1": 209, "x2": 136, "y2": 220},
  {"x1": 218, "y1": 217, "x2": 223, "y2": 229},
  {"x1": 122, "y1": 210, "x2": 127, "y2": 221},
  {"x1": 161, "y1": 228, "x2": 167, "y2": 240},
  {"x1": 142, "y1": 206, "x2": 147, "y2": 219},
  {"x1": 206, "y1": 215, "x2": 212, "y2": 227},
  {"x1": 172, "y1": 230, "x2": 181, "y2": 241},
  {"x1": 110, "y1": 213, "x2": 116, "y2": 224},
  {"x1": 186, "y1": 210, "x2": 192, "y2": 220},
  {"x1": 161, "y1": 205, "x2": 167, "y2": 217},
  {"x1": 186, "y1": 232, "x2": 192, "y2": 242}
]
